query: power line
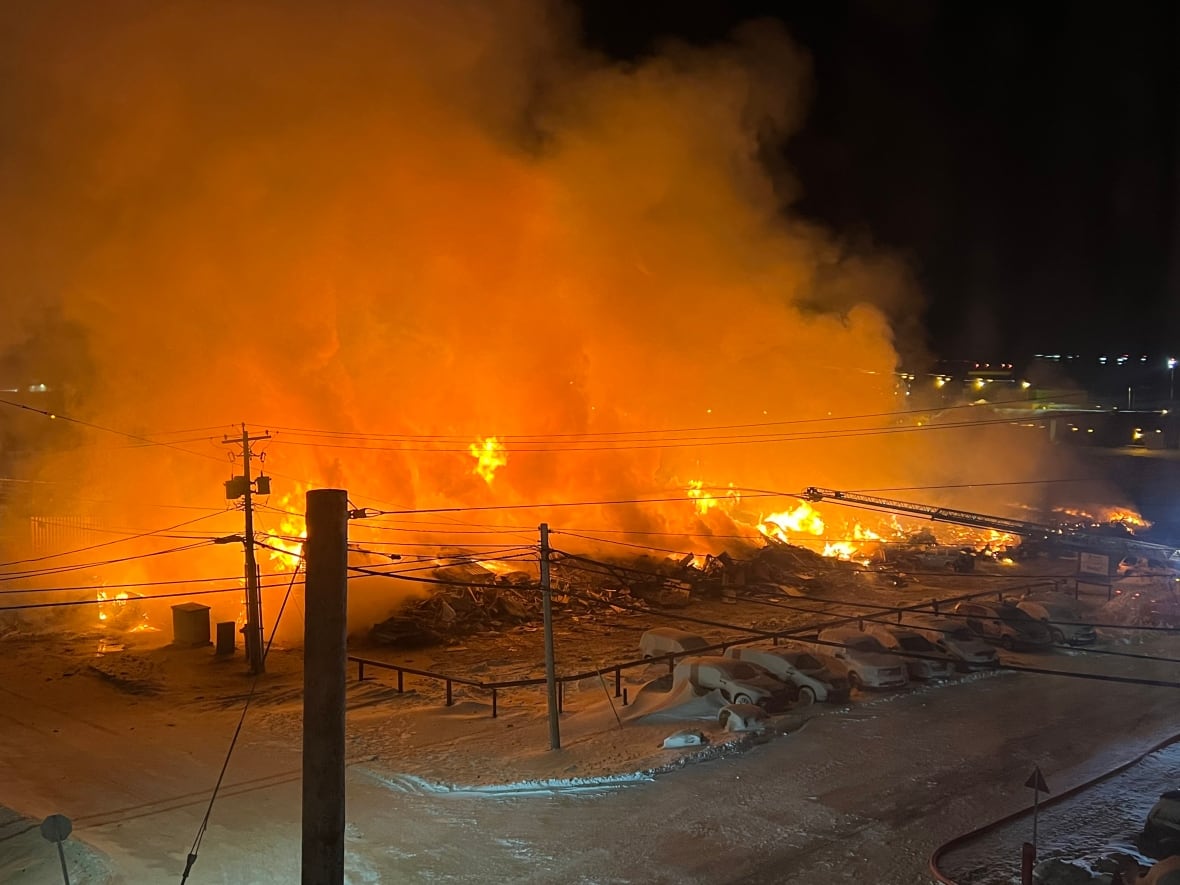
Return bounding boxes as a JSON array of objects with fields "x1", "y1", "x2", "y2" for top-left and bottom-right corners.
[
  {"x1": 0, "y1": 574, "x2": 306, "y2": 612},
  {"x1": 0, "y1": 398, "x2": 228, "y2": 464},
  {"x1": 0, "y1": 541, "x2": 218, "y2": 582},
  {"x1": 0, "y1": 584, "x2": 252, "y2": 612},
  {"x1": 547, "y1": 571, "x2": 1180, "y2": 689},
  {"x1": 267, "y1": 414, "x2": 1048, "y2": 453},
  {"x1": 0, "y1": 512, "x2": 230, "y2": 570},
  {"x1": 0, "y1": 575, "x2": 243, "y2": 596},
  {"x1": 550, "y1": 546, "x2": 1180, "y2": 641},
  {"x1": 354, "y1": 491, "x2": 786, "y2": 518},
  {"x1": 259, "y1": 394, "x2": 1078, "y2": 442},
  {"x1": 182, "y1": 556, "x2": 303, "y2": 883}
]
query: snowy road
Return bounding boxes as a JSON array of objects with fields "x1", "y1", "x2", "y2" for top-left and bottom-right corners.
[
  {"x1": 938, "y1": 738, "x2": 1180, "y2": 883},
  {"x1": 5, "y1": 635, "x2": 1180, "y2": 884}
]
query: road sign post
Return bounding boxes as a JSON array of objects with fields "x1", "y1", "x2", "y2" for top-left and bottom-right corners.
[
  {"x1": 39, "y1": 814, "x2": 72, "y2": 885},
  {"x1": 1023, "y1": 765, "x2": 1051, "y2": 879}
]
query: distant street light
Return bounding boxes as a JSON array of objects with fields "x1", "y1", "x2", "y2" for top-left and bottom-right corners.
[{"x1": 1168, "y1": 357, "x2": 1176, "y2": 401}]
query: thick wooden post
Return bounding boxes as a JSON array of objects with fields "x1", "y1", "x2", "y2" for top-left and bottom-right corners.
[{"x1": 302, "y1": 489, "x2": 348, "y2": 885}]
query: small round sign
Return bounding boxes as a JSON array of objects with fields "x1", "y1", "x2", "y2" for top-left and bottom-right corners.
[{"x1": 39, "y1": 814, "x2": 72, "y2": 844}]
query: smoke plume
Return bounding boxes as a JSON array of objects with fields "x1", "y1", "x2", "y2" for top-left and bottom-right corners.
[{"x1": 0, "y1": 1, "x2": 1087, "y2": 633}]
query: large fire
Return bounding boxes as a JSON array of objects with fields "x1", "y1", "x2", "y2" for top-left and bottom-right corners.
[
  {"x1": 1059, "y1": 506, "x2": 1151, "y2": 530},
  {"x1": 0, "y1": 2, "x2": 1106, "y2": 634}
]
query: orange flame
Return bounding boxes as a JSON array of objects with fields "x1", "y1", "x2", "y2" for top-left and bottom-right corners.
[
  {"x1": 266, "y1": 490, "x2": 307, "y2": 572},
  {"x1": 760, "y1": 502, "x2": 825, "y2": 542},
  {"x1": 686, "y1": 480, "x2": 740, "y2": 515},
  {"x1": 469, "y1": 437, "x2": 507, "y2": 485},
  {"x1": 96, "y1": 589, "x2": 130, "y2": 622},
  {"x1": 821, "y1": 540, "x2": 858, "y2": 560}
]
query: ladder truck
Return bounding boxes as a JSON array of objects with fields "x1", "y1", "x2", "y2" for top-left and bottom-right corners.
[{"x1": 802, "y1": 486, "x2": 1179, "y2": 562}]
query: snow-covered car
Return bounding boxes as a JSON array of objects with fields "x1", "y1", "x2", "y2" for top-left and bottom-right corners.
[
  {"x1": 1143, "y1": 790, "x2": 1180, "y2": 854},
  {"x1": 1011, "y1": 597, "x2": 1097, "y2": 645},
  {"x1": 860, "y1": 624, "x2": 955, "y2": 680},
  {"x1": 952, "y1": 601, "x2": 1053, "y2": 651},
  {"x1": 724, "y1": 643, "x2": 851, "y2": 704},
  {"x1": 639, "y1": 627, "x2": 709, "y2": 660},
  {"x1": 673, "y1": 656, "x2": 795, "y2": 711},
  {"x1": 717, "y1": 703, "x2": 769, "y2": 733},
  {"x1": 908, "y1": 617, "x2": 1000, "y2": 670},
  {"x1": 1118, "y1": 556, "x2": 1176, "y2": 577},
  {"x1": 812, "y1": 628, "x2": 909, "y2": 690}
]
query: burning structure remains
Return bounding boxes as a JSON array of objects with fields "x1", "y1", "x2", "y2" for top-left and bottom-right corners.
[{"x1": 0, "y1": 1, "x2": 1153, "y2": 642}]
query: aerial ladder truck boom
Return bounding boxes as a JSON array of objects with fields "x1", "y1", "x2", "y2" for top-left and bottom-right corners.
[
  {"x1": 802, "y1": 486, "x2": 1178, "y2": 560},
  {"x1": 802, "y1": 487, "x2": 1059, "y2": 540}
]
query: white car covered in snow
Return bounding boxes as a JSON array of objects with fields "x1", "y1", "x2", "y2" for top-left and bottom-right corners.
[
  {"x1": 1010, "y1": 596, "x2": 1097, "y2": 645},
  {"x1": 673, "y1": 656, "x2": 794, "y2": 712},
  {"x1": 724, "y1": 643, "x2": 851, "y2": 704},
  {"x1": 860, "y1": 624, "x2": 955, "y2": 680},
  {"x1": 639, "y1": 627, "x2": 709, "y2": 660},
  {"x1": 812, "y1": 627, "x2": 909, "y2": 691},
  {"x1": 908, "y1": 617, "x2": 999, "y2": 670}
]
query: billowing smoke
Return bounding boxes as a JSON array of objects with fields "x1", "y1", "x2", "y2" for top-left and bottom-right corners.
[{"x1": 0, "y1": 2, "x2": 1093, "y2": 634}]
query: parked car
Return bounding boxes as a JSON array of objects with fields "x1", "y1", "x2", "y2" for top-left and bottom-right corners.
[
  {"x1": 907, "y1": 617, "x2": 1000, "y2": 670},
  {"x1": 860, "y1": 624, "x2": 955, "y2": 680},
  {"x1": 952, "y1": 601, "x2": 1053, "y2": 651},
  {"x1": 1143, "y1": 790, "x2": 1180, "y2": 855},
  {"x1": 639, "y1": 627, "x2": 709, "y2": 660},
  {"x1": 812, "y1": 627, "x2": 909, "y2": 690},
  {"x1": 672, "y1": 656, "x2": 795, "y2": 711},
  {"x1": 1118, "y1": 556, "x2": 1177, "y2": 577},
  {"x1": 724, "y1": 643, "x2": 851, "y2": 703},
  {"x1": 1010, "y1": 596, "x2": 1097, "y2": 645}
]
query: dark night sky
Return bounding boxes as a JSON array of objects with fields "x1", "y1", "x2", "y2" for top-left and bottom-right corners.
[{"x1": 577, "y1": 1, "x2": 1180, "y2": 364}]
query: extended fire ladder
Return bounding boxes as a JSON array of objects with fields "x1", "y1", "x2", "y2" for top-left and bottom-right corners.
[
  {"x1": 802, "y1": 486, "x2": 1178, "y2": 559},
  {"x1": 802, "y1": 487, "x2": 1060, "y2": 540}
]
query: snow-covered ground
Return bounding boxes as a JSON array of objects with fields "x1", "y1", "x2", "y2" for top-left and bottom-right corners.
[
  {"x1": 939, "y1": 739, "x2": 1180, "y2": 883},
  {"x1": 3, "y1": 576, "x2": 1180, "y2": 883}
]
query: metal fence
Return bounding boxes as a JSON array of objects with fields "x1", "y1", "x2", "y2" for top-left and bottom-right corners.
[{"x1": 348, "y1": 579, "x2": 1066, "y2": 718}]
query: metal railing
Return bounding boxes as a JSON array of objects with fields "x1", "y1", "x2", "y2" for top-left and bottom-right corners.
[{"x1": 348, "y1": 579, "x2": 1069, "y2": 718}]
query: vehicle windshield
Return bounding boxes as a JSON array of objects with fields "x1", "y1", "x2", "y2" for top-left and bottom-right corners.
[
  {"x1": 898, "y1": 635, "x2": 935, "y2": 653},
  {"x1": 948, "y1": 627, "x2": 976, "y2": 641},
  {"x1": 999, "y1": 607, "x2": 1038, "y2": 625},
  {"x1": 723, "y1": 662, "x2": 762, "y2": 679},
  {"x1": 791, "y1": 653, "x2": 823, "y2": 670},
  {"x1": 847, "y1": 636, "x2": 887, "y2": 653}
]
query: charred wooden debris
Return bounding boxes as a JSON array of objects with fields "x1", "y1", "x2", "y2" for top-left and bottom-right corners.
[{"x1": 368, "y1": 541, "x2": 841, "y2": 646}]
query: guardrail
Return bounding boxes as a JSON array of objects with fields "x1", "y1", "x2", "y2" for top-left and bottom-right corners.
[{"x1": 348, "y1": 579, "x2": 1069, "y2": 718}]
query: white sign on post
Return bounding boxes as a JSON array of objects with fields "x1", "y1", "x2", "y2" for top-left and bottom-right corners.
[{"x1": 1078, "y1": 552, "x2": 1110, "y2": 577}]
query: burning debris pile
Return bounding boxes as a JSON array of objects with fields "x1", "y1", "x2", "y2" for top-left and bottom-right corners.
[
  {"x1": 370, "y1": 583, "x2": 537, "y2": 647},
  {"x1": 367, "y1": 541, "x2": 845, "y2": 647},
  {"x1": 370, "y1": 559, "x2": 534, "y2": 646}
]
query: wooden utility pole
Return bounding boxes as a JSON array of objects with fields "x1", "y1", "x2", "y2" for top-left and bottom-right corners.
[
  {"x1": 222, "y1": 424, "x2": 271, "y2": 674},
  {"x1": 540, "y1": 523, "x2": 560, "y2": 750},
  {"x1": 302, "y1": 489, "x2": 349, "y2": 885}
]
